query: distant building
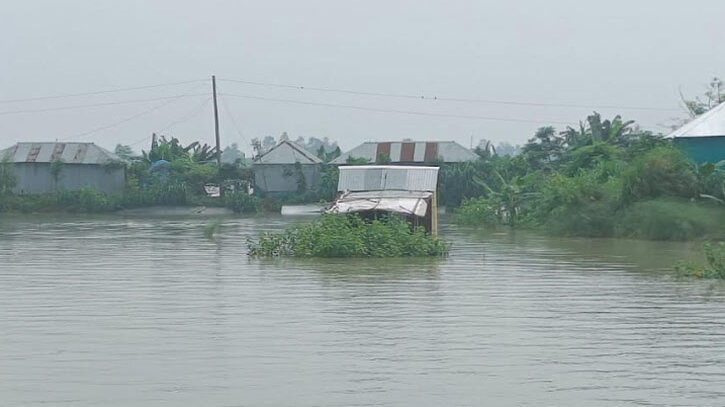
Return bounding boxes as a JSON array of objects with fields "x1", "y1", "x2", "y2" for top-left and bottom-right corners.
[
  {"x1": 0, "y1": 142, "x2": 125, "y2": 195},
  {"x1": 253, "y1": 140, "x2": 323, "y2": 194},
  {"x1": 669, "y1": 102, "x2": 725, "y2": 164},
  {"x1": 331, "y1": 141, "x2": 478, "y2": 165}
]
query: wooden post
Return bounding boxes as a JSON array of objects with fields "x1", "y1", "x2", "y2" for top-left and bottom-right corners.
[
  {"x1": 212, "y1": 75, "x2": 221, "y2": 168},
  {"x1": 212, "y1": 75, "x2": 223, "y2": 196},
  {"x1": 431, "y1": 191, "x2": 438, "y2": 237}
]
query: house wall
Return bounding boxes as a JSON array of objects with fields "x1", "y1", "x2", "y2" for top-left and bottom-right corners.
[
  {"x1": 12, "y1": 163, "x2": 126, "y2": 195},
  {"x1": 674, "y1": 136, "x2": 725, "y2": 164},
  {"x1": 253, "y1": 164, "x2": 322, "y2": 194}
]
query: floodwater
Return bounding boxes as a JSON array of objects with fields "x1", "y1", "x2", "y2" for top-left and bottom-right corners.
[{"x1": 1, "y1": 214, "x2": 724, "y2": 407}]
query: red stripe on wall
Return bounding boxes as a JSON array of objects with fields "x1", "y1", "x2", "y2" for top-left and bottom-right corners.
[
  {"x1": 424, "y1": 142, "x2": 439, "y2": 162},
  {"x1": 376, "y1": 142, "x2": 391, "y2": 162},
  {"x1": 400, "y1": 142, "x2": 415, "y2": 162}
]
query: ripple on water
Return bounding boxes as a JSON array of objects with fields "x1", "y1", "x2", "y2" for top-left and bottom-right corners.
[{"x1": 1, "y1": 215, "x2": 724, "y2": 407}]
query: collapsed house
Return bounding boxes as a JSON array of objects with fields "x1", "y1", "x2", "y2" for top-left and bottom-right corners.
[{"x1": 327, "y1": 165, "x2": 440, "y2": 235}]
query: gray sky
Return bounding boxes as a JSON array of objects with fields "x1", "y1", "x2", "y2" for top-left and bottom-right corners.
[{"x1": 1, "y1": 0, "x2": 724, "y2": 154}]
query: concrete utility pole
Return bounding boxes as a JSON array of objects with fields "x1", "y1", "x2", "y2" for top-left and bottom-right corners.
[{"x1": 212, "y1": 75, "x2": 221, "y2": 169}]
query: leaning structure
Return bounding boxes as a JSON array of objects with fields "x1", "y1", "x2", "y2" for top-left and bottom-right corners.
[{"x1": 327, "y1": 165, "x2": 440, "y2": 235}]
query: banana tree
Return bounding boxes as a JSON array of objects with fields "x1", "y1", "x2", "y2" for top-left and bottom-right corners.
[{"x1": 473, "y1": 170, "x2": 539, "y2": 226}]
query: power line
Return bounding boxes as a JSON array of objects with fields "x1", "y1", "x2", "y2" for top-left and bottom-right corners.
[
  {"x1": 0, "y1": 93, "x2": 208, "y2": 116},
  {"x1": 218, "y1": 78, "x2": 681, "y2": 112},
  {"x1": 61, "y1": 83, "x2": 210, "y2": 141},
  {"x1": 219, "y1": 95, "x2": 247, "y2": 146},
  {"x1": 156, "y1": 97, "x2": 213, "y2": 134},
  {"x1": 123, "y1": 96, "x2": 214, "y2": 149},
  {"x1": 0, "y1": 79, "x2": 207, "y2": 105},
  {"x1": 220, "y1": 92, "x2": 578, "y2": 125}
]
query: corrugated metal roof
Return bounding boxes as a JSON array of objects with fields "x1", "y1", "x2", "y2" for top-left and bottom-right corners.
[
  {"x1": 668, "y1": 102, "x2": 725, "y2": 138},
  {"x1": 254, "y1": 140, "x2": 323, "y2": 164},
  {"x1": 0, "y1": 142, "x2": 120, "y2": 164},
  {"x1": 331, "y1": 141, "x2": 477, "y2": 164},
  {"x1": 328, "y1": 190, "x2": 432, "y2": 217},
  {"x1": 337, "y1": 165, "x2": 439, "y2": 192}
]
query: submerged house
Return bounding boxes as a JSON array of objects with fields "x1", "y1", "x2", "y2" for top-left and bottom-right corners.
[
  {"x1": 669, "y1": 102, "x2": 725, "y2": 164},
  {"x1": 253, "y1": 140, "x2": 323, "y2": 194},
  {"x1": 0, "y1": 142, "x2": 125, "y2": 195},
  {"x1": 327, "y1": 165, "x2": 440, "y2": 235},
  {"x1": 331, "y1": 141, "x2": 477, "y2": 165}
]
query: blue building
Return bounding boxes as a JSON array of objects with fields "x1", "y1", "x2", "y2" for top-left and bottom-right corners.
[{"x1": 669, "y1": 102, "x2": 725, "y2": 164}]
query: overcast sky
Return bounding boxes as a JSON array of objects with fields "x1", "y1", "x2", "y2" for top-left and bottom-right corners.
[{"x1": 1, "y1": 0, "x2": 724, "y2": 154}]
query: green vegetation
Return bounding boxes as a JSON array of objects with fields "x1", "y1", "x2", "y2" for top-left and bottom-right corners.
[
  {"x1": 675, "y1": 243, "x2": 725, "y2": 279},
  {"x1": 448, "y1": 110, "x2": 725, "y2": 241},
  {"x1": 204, "y1": 219, "x2": 223, "y2": 239},
  {"x1": 247, "y1": 214, "x2": 449, "y2": 257}
]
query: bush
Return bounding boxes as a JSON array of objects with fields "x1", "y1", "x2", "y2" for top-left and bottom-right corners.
[
  {"x1": 455, "y1": 197, "x2": 501, "y2": 226},
  {"x1": 545, "y1": 200, "x2": 617, "y2": 237},
  {"x1": 247, "y1": 214, "x2": 449, "y2": 257},
  {"x1": 676, "y1": 242, "x2": 725, "y2": 279},
  {"x1": 56, "y1": 188, "x2": 120, "y2": 213},
  {"x1": 120, "y1": 182, "x2": 188, "y2": 207},
  {"x1": 224, "y1": 191, "x2": 261, "y2": 214},
  {"x1": 563, "y1": 142, "x2": 622, "y2": 175},
  {"x1": 616, "y1": 199, "x2": 725, "y2": 241},
  {"x1": 621, "y1": 146, "x2": 698, "y2": 203},
  {"x1": 527, "y1": 165, "x2": 621, "y2": 236}
]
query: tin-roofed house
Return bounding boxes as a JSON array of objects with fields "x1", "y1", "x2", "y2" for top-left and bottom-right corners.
[
  {"x1": 331, "y1": 141, "x2": 477, "y2": 165},
  {"x1": 253, "y1": 140, "x2": 323, "y2": 195},
  {"x1": 0, "y1": 142, "x2": 125, "y2": 195},
  {"x1": 669, "y1": 102, "x2": 725, "y2": 164},
  {"x1": 327, "y1": 165, "x2": 440, "y2": 235}
]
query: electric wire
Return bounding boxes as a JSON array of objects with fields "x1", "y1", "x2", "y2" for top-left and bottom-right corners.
[
  {"x1": 123, "y1": 96, "x2": 214, "y2": 149},
  {"x1": 219, "y1": 95, "x2": 248, "y2": 146},
  {"x1": 0, "y1": 79, "x2": 207, "y2": 104},
  {"x1": 220, "y1": 92, "x2": 578, "y2": 125},
  {"x1": 0, "y1": 93, "x2": 208, "y2": 116},
  {"x1": 61, "y1": 83, "x2": 210, "y2": 141},
  {"x1": 218, "y1": 78, "x2": 681, "y2": 112},
  {"x1": 156, "y1": 97, "x2": 213, "y2": 134}
]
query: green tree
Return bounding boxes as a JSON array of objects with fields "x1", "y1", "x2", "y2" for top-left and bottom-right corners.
[{"x1": 521, "y1": 126, "x2": 565, "y2": 172}]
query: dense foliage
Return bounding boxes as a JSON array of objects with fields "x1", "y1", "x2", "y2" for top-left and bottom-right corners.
[
  {"x1": 449, "y1": 111, "x2": 725, "y2": 241},
  {"x1": 247, "y1": 214, "x2": 449, "y2": 257}
]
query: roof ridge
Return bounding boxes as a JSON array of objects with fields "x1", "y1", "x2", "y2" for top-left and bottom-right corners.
[
  {"x1": 255, "y1": 139, "x2": 322, "y2": 164},
  {"x1": 668, "y1": 101, "x2": 725, "y2": 138}
]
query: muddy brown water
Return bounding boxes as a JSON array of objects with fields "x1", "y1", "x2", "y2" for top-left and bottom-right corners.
[{"x1": 1, "y1": 214, "x2": 724, "y2": 406}]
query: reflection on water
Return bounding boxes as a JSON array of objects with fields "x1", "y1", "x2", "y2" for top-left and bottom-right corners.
[{"x1": 1, "y1": 214, "x2": 724, "y2": 406}]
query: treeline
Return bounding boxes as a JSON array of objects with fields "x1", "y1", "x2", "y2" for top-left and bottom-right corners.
[{"x1": 444, "y1": 112, "x2": 725, "y2": 241}]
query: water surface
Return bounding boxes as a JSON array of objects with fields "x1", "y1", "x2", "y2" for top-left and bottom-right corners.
[{"x1": 1, "y1": 215, "x2": 724, "y2": 406}]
